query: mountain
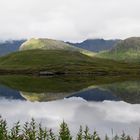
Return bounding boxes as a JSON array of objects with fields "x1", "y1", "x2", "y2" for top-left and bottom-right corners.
[
  {"x1": 0, "y1": 38, "x2": 121, "y2": 56},
  {"x1": 67, "y1": 39, "x2": 120, "y2": 52},
  {"x1": 98, "y1": 37, "x2": 140, "y2": 62},
  {"x1": 0, "y1": 40, "x2": 25, "y2": 56},
  {"x1": 0, "y1": 38, "x2": 119, "y2": 56},
  {"x1": 20, "y1": 38, "x2": 96, "y2": 57},
  {"x1": 0, "y1": 37, "x2": 140, "y2": 75}
]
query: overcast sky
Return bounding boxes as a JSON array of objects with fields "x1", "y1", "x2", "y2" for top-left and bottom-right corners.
[{"x1": 0, "y1": 0, "x2": 140, "y2": 42}]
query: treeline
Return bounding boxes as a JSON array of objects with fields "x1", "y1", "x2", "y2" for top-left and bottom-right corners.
[{"x1": 0, "y1": 116, "x2": 135, "y2": 140}]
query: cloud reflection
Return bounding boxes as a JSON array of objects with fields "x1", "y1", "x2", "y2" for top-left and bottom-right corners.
[{"x1": 0, "y1": 98, "x2": 140, "y2": 138}]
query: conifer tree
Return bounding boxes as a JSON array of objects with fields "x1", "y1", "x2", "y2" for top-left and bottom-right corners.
[
  {"x1": 76, "y1": 126, "x2": 83, "y2": 140},
  {"x1": 10, "y1": 121, "x2": 22, "y2": 140},
  {"x1": 92, "y1": 130, "x2": 100, "y2": 140},
  {"x1": 0, "y1": 116, "x2": 8, "y2": 140},
  {"x1": 59, "y1": 121, "x2": 72, "y2": 140},
  {"x1": 105, "y1": 134, "x2": 109, "y2": 140},
  {"x1": 49, "y1": 129, "x2": 56, "y2": 140},
  {"x1": 83, "y1": 126, "x2": 92, "y2": 140}
]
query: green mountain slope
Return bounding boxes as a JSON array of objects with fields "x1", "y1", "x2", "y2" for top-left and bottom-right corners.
[
  {"x1": 0, "y1": 49, "x2": 139, "y2": 75},
  {"x1": 20, "y1": 38, "x2": 96, "y2": 57},
  {"x1": 0, "y1": 50, "x2": 94, "y2": 71},
  {"x1": 97, "y1": 37, "x2": 140, "y2": 62},
  {"x1": 0, "y1": 37, "x2": 140, "y2": 75}
]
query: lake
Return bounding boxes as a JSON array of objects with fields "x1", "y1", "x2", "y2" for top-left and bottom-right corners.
[{"x1": 0, "y1": 75, "x2": 140, "y2": 139}]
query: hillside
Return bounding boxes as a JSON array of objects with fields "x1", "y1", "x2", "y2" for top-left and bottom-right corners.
[
  {"x1": 98, "y1": 37, "x2": 140, "y2": 62},
  {"x1": 0, "y1": 49, "x2": 139, "y2": 75},
  {"x1": 0, "y1": 37, "x2": 139, "y2": 75},
  {"x1": 0, "y1": 40, "x2": 25, "y2": 56},
  {"x1": 0, "y1": 38, "x2": 120, "y2": 56},
  {"x1": 20, "y1": 38, "x2": 95, "y2": 57},
  {"x1": 68, "y1": 39, "x2": 120, "y2": 52}
]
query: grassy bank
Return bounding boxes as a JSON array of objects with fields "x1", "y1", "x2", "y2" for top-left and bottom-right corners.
[{"x1": 0, "y1": 116, "x2": 135, "y2": 140}]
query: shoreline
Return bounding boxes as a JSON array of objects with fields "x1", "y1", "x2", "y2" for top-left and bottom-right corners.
[{"x1": 0, "y1": 69, "x2": 139, "y2": 76}]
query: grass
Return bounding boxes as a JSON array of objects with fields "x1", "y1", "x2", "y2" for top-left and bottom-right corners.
[
  {"x1": 0, "y1": 49, "x2": 139, "y2": 75},
  {"x1": 97, "y1": 49, "x2": 140, "y2": 62},
  {"x1": 0, "y1": 116, "x2": 135, "y2": 140}
]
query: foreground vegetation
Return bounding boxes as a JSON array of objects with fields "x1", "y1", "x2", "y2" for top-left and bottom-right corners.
[{"x1": 0, "y1": 117, "x2": 135, "y2": 140}]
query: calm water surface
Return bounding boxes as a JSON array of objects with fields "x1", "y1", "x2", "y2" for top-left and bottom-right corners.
[{"x1": 0, "y1": 75, "x2": 140, "y2": 138}]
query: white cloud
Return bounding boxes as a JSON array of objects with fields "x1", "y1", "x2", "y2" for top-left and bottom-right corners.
[{"x1": 0, "y1": 0, "x2": 140, "y2": 41}]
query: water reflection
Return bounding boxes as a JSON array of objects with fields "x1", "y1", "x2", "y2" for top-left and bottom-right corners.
[
  {"x1": 0, "y1": 75, "x2": 140, "y2": 138},
  {"x1": 0, "y1": 76, "x2": 139, "y2": 103},
  {"x1": 0, "y1": 98, "x2": 140, "y2": 138},
  {"x1": 67, "y1": 88, "x2": 120, "y2": 101},
  {"x1": 0, "y1": 85, "x2": 25, "y2": 100}
]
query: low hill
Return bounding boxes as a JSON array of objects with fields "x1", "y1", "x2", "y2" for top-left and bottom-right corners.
[
  {"x1": 0, "y1": 50, "x2": 93, "y2": 71},
  {"x1": 68, "y1": 39, "x2": 120, "y2": 52},
  {"x1": 98, "y1": 37, "x2": 140, "y2": 62},
  {"x1": 0, "y1": 49, "x2": 139, "y2": 75},
  {"x1": 20, "y1": 38, "x2": 95, "y2": 57}
]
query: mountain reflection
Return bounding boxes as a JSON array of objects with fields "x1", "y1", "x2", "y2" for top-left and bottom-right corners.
[
  {"x1": 0, "y1": 75, "x2": 140, "y2": 138},
  {"x1": 0, "y1": 75, "x2": 139, "y2": 103}
]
